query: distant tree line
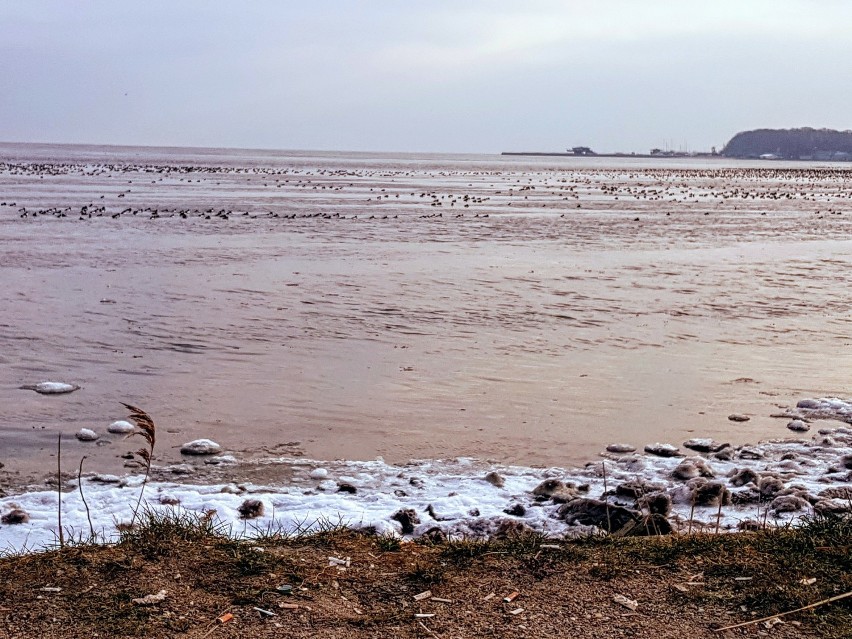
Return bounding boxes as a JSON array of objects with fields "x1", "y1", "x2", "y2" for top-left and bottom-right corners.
[{"x1": 722, "y1": 128, "x2": 852, "y2": 160}]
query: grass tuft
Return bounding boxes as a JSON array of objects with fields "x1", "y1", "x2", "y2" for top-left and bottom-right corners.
[
  {"x1": 375, "y1": 532, "x2": 402, "y2": 552},
  {"x1": 440, "y1": 537, "x2": 492, "y2": 564},
  {"x1": 118, "y1": 506, "x2": 230, "y2": 556}
]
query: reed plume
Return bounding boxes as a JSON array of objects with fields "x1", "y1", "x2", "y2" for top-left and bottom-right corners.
[{"x1": 122, "y1": 403, "x2": 156, "y2": 527}]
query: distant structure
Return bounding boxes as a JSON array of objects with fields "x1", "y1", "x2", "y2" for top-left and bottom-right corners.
[
  {"x1": 722, "y1": 127, "x2": 852, "y2": 161},
  {"x1": 568, "y1": 146, "x2": 596, "y2": 156},
  {"x1": 649, "y1": 147, "x2": 689, "y2": 157}
]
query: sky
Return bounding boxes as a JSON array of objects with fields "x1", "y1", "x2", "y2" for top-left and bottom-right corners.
[{"x1": 1, "y1": 1, "x2": 851, "y2": 154}]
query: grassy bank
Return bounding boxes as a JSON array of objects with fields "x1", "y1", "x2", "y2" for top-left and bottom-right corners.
[{"x1": 1, "y1": 511, "x2": 850, "y2": 638}]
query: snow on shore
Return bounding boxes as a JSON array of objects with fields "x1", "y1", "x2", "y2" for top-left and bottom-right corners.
[{"x1": 1, "y1": 398, "x2": 851, "y2": 555}]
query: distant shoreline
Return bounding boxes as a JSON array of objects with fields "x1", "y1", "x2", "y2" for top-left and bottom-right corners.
[
  {"x1": 502, "y1": 151, "x2": 718, "y2": 159},
  {"x1": 501, "y1": 151, "x2": 852, "y2": 162}
]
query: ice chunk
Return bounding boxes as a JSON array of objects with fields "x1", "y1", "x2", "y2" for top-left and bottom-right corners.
[
  {"x1": 180, "y1": 439, "x2": 222, "y2": 455},
  {"x1": 75, "y1": 428, "x2": 98, "y2": 442},
  {"x1": 107, "y1": 420, "x2": 135, "y2": 434},
  {"x1": 22, "y1": 381, "x2": 81, "y2": 395}
]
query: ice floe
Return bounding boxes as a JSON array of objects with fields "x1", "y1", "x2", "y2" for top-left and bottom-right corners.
[
  {"x1": 20, "y1": 382, "x2": 81, "y2": 395},
  {"x1": 75, "y1": 428, "x2": 98, "y2": 442},
  {"x1": 780, "y1": 397, "x2": 852, "y2": 423},
  {"x1": 180, "y1": 439, "x2": 222, "y2": 455},
  {"x1": 107, "y1": 420, "x2": 135, "y2": 434}
]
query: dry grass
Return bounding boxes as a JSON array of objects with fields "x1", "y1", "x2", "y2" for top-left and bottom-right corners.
[{"x1": 0, "y1": 511, "x2": 849, "y2": 638}]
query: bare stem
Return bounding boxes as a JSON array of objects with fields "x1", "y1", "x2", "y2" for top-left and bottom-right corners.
[
  {"x1": 714, "y1": 590, "x2": 852, "y2": 633},
  {"x1": 715, "y1": 496, "x2": 723, "y2": 534},
  {"x1": 57, "y1": 433, "x2": 64, "y2": 550},
  {"x1": 130, "y1": 464, "x2": 151, "y2": 528},
  {"x1": 77, "y1": 456, "x2": 95, "y2": 540},
  {"x1": 688, "y1": 498, "x2": 695, "y2": 535},
  {"x1": 601, "y1": 461, "x2": 611, "y2": 533}
]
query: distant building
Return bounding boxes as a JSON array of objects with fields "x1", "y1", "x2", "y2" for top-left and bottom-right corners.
[
  {"x1": 650, "y1": 148, "x2": 688, "y2": 157},
  {"x1": 569, "y1": 146, "x2": 595, "y2": 156}
]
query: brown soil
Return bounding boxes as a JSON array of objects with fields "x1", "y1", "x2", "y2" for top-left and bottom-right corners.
[{"x1": 1, "y1": 514, "x2": 850, "y2": 639}]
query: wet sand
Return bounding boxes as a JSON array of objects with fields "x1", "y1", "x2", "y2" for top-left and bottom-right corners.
[{"x1": 1, "y1": 143, "x2": 851, "y2": 487}]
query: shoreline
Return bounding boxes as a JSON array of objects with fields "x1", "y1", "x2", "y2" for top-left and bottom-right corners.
[
  {"x1": 1, "y1": 396, "x2": 850, "y2": 555},
  {"x1": 500, "y1": 150, "x2": 852, "y2": 162},
  {"x1": 500, "y1": 151, "x2": 718, "y2": 159}
]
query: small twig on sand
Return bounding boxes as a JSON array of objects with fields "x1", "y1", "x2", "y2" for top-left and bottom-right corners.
[
  {"x1": 713, "y1": 590, "x2": 852, "y2": 632},
  {"x1": 57, "y1": 433, "x2": 64, "y2": 550},
  {"x1": 418, "y1": 620, "x2": 441, "y2": 637}
]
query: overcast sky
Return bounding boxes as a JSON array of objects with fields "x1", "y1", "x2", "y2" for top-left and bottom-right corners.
[{"x1": 1, "y1": 1, "x2": 850, "y2": 154}]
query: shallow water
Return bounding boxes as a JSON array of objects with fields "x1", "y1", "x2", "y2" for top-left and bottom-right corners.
[{"x1": 1, "y1": 144, "x2": 852, "y2": 486}]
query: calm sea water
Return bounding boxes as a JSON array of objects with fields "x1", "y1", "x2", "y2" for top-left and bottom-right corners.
[{"x1": 1, "y1": 143, "x2": 851, "y2": 483}]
